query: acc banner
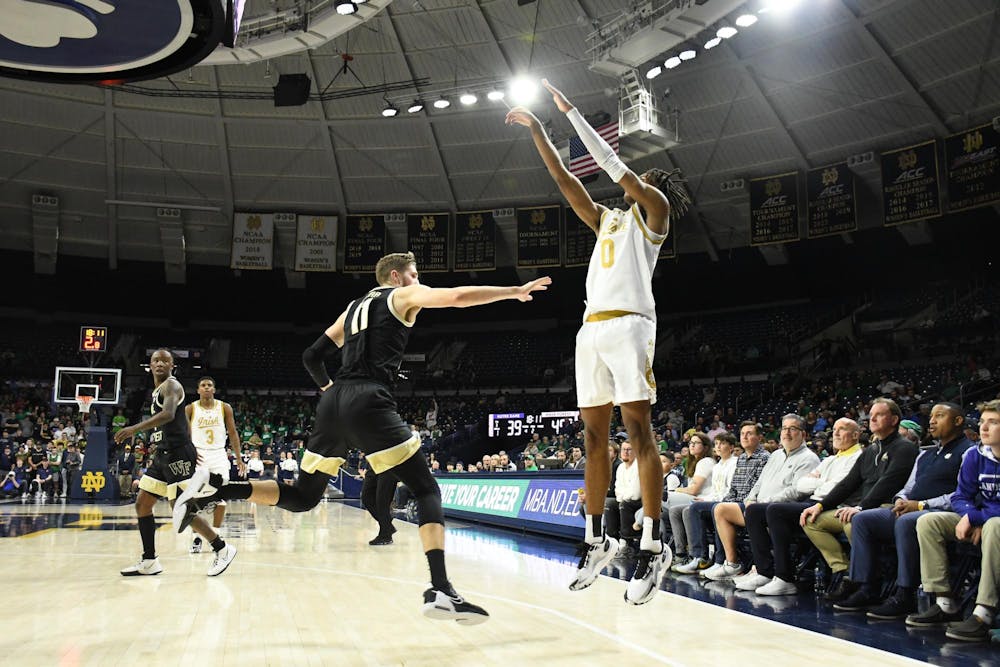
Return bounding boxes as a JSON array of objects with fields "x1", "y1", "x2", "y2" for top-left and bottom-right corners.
[
  {"x1": 749, "y1": 172, "x2": 800, "y2": 245},
  {"x1": 407, "y1": 213, "x2": 449, "y2": 272},
  {"x1": 294, "y1": 215, "x2": 337, "y2": 272},
  {"x1": 807, "y1": 163, "x2": 857, "y2": 238},
  {"x1": 343, "y1": 214, "x2": 387, "y2": 273},
  {"x1": 881, "y1": 140, "x2": 941, "y2": 226},
  {"x1": 454, "y1": 210, "x2": 496, "y2": 271},
  {"x1": 516, "y1": 205, "x2": 561, "y2": 268},
  {"x1": 231, "y1": 212, "x2": 274, "y2": 270},
  {"x1": 945, "y1": 124, "x2": 1000, "y2": 212},
  {"x1": 563, "y1": 208, "x2": 596, "y2": 267}
]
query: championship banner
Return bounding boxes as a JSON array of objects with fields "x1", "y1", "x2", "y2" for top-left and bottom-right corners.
[
  {"x1": 343, "y1": 214, "x2": 387, "y2": 273},
  {"x1": 231, "y1": 212, "x2": 274, "y2": 270},
  {"x1": 454, "y1": 210, "x2": 496, "y2": 271},
  {"x1": 516, "y1": 205, "x2": 561, "y2": 268},
  {"x1": 945, "y1": 124, "x2": 1000, "y2": 212},
  {"x1": 749, "y1": 172, "x2": 800, "y2": 246},
  {"x1": 563, "y1": 207, "x2": 596, "y2": 267},
  {"x1": 294, "y1": 215, "x2": 337, "y2": 272},
  {"x1": 806, "y1": 163, "x2": 857, "y2": 238},
  {"x1": 407, "y1": 212, "x2": 449, "y2": 272},
  {"x1": 881, "y1": 140, "x2": 941, "y2": 226}
]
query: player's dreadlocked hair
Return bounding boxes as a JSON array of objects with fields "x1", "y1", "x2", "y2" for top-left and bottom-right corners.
[{"x1": 645, "y1": 168, "x2": 691, "y2": 222}]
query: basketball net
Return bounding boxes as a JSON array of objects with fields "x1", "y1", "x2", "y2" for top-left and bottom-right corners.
[{"x1": 75, "y1": 395, "x2": 95, "y2": 414}]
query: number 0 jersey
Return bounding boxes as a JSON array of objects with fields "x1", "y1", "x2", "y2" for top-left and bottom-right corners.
[
  {"x1": 584, "y1": 204, "x2": 666, "y2": 321},
  {"x1": 150, "y1": 378, "x2": 190, "y2": 450},
  {"x1": 190, "y1": 400, "x2": 226, "y2": 451},
  {"x1": 335, "y1": 286, "x2": 413, "y2": 387}
]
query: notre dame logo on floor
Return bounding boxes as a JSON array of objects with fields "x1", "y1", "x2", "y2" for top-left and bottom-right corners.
[{"x1": 81, "y1": 471, "x2": 106, "y2": 493}]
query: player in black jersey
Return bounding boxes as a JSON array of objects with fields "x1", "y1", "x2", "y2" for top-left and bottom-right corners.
[
  {"x1": 174, "y1": 252, "x2": 550, "y2": 623},
  {"x1": 114, "y1": 349, "x2": 237, "y2": 577}
]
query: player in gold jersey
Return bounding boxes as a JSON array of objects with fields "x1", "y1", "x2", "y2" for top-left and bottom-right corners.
[
  {"x1": 185, "y1": 377, "x2": 245, "y2": 553},
  {"x1": 507, "y1": 80, "x2": 690, "y2": 605}
]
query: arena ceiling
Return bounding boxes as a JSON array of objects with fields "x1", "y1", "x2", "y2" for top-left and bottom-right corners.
[{"x1": 1, "y1": 0, "x2": 998, "y2": 273}]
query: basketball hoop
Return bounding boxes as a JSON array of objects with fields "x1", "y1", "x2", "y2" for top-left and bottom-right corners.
[{"x1": 75, "y1": 395, "x2": 95, "y2": 414}]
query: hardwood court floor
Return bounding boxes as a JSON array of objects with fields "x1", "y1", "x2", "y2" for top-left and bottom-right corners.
[{"x1": 0, "y1": 498, "x2": 944, "y2": 667}]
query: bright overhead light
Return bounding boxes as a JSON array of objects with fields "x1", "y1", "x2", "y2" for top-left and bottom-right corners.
[
  {"x1": 487, "y1": 89, "x2": 505, "y2": 101},
  {"x1": 407, "y1": 100, "x2": 424, "y2": 113},
  {"x1": 704, "y1": 36, "x2": 722, "y2": 49},
  {"x1": 717, "y1": 26, "x2": 738, "y2": 39},
  {"x1": 335, "y1": 0, "x2": 357, "y2": 15},
  {"x1": 679, "y1": 49, "x2": 696, "y2": 61},
  {"x1": 433, "y1": 97, "x2": 450, "y2": 109},
  {"x1": 459, "y1": 92, "x2": 478, "y2": 105},
  {"x1": 735, "y1": 14, "x2": 758, "y2": 27},
  {"x1": 382, "y1": 103, "x2": 398, "y2": 117},
  {"x1": 509, "y1": 76, "x2": 538, "y2": 105},
  {"x1": 646, "y1": 65, "x2": 662, "y2": 79},
  {"x1": 664, "y1": 56, "x2": 682, "y2": 69}
]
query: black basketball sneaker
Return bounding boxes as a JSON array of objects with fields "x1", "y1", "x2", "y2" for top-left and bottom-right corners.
[{"x1": 421, "y1": 585, "x2": 489, "y2": 625}]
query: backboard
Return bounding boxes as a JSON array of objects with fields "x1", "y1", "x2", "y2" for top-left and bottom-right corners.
[{"x1": 54, "y1": 367, "x2": 122, "y2": 406}]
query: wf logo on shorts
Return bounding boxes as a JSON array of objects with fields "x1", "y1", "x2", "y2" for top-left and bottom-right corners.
[
  {"x1": 81, "y1": 471, "x2": 106, "y2": 493},
  {"x1": 168, "y1": 460, "x2": 193, "y2": 477}
]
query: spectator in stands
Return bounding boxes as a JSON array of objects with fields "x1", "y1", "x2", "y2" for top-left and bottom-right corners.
[
  {"x1": 567, "y1": 446, "x2": 586, "y2": 470},
  {"x1": 525, "y1": 434, "x2": 542, "y2": 459},
  {"x1": 261, "y1": 446, "x2": 277, "y2": 480},
  {"x1": 663, "y1": 433, "x2": 715, "y2": 564},
  {"x1": 553, "y1": 449, "x2": 567, "y2": 469},
  {"x1": 909, "y1": 399, "x2": 1000, "y2": 641},
  {"x1": 705, "y1": 414, "x2": 819, "y2": 581},
  {"x1": 490, "y1": 454, "x2": 502, "y2": 471},
  {"x1": 838, "y1": 403, "x2": 974, "y2": 616},
  {"x1": 278, "y1": 451, "x2": 298, "y2": 486},
  {"x1": 111, "y1": 409, "x2": 127, "y2": 435},
  {"x1": 663, "y1": 451, "x2": 685, "y2": 491},
  {"x1": 61, "y1": 443, "x2": 81, "y2": 498},
  {"x1": 898, "y1": 419, "x2": 922, "y2": 444},
  {"x1": 117, "y1": 445, "x2": 136, "y2": 500},
  {"x1": 11, "y1": 455, "x2": 29, "y2": 497},
  {"x1": 736, "y1": 418, "x2": 863, "y2": 594},
  {"x1": 246, "y1": 449, "x2": 264, "y2": 480},
  {"x1": 0, "y1": 443, "x2": 11, "y2": 472},
  {"x1": 800, "y1": 398, "x2": 919, "y2": 602},
  {"x1": 31, "y1": 458, "x2": 54, "y2": 496},
  {"x1": 612, "y1": 441, "x2": 641, "y2": 549},
  {"x1": 685, "y1": 422, "x2": 769, "y2": 576},
  {"x1": 521, "y1": 456, "x2": 537, "y2": 472}
]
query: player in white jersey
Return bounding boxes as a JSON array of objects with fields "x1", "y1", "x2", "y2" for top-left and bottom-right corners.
[
  {"x1": 507, "y1": 80, "x2": 690, "y2": 605},
  {"x1": 185, "y1": 376, "x2": 245, "y2": 554}
]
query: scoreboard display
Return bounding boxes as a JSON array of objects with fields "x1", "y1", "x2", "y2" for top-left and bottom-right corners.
[
  {"x1": 79, "y1": 326, "x2": 108, "y2": 352},
  {"x1": 488, "y1": 410, "x2": 579, "y2": 438}
]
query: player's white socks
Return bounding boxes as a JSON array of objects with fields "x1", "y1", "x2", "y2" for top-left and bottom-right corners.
[
  {"x1": 585, "y1": 515, "x2": 604, "y2": 545},
  {"x1": 640, "y1": 517, "x2": 662, "y2": 553}
]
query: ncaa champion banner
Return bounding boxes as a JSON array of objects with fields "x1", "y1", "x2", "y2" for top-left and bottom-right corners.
[
  {"x1": 294, "y1": 215, "x2": 337, "y2": 272},
  {"x1": 750, "y1": 172, "x2": 800, "y2": 245},
  {"x1": 343, "y1": 214, "x2": 387, "y2": 273},
  {"x1": 563, "y1": 207, "x2": 596, "y2": 267},
  {"x1": 516, "y1": 205, "x2": 561, "y2": 268},
  {"x1": 807, "y1": 163, "x2": 857, "y2": 238},
  {"x1": 231, "y1": 212, "x2": 274, "y2": 270},
  {"x1": 407, "y1": 213, "x2": 449, "y2": 272},
  {"x1": 881, "y1": 140, "x2": 941, "y2": 226},
  {"x1": 454, "y1": 210, "x2": 496, "y2": 271},
  {"x1": 945, "y1": 124, "x2": 1000, "y2": 212}
]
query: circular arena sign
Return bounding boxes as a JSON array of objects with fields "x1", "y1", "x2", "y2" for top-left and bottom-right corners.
[{"x1": 0, "y1": 0, "x2": 224, "y2": 83}]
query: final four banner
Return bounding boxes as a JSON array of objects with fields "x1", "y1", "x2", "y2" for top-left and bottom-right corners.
[
  {"x1": 749, "y1": 172, "x2": 800, "y2": 246},
  {"x1": 881, "y1": 140, "x2": 941, "y2": 226},
  {"x1": 807, "y1": 163, "x2": 857, "y2": 238},
  {"x1": 563, "y1": 208, "x2": 596, "y2": 267},
  {"x1": 231, "y1": 212, "x2": 275, "y2": 270},
  {"x1": 294, "y1": 215, "x2": 338, "y2": 272},
  {"x1": 407, "y1": 213, "x2": 449, "y2": 272},
  {"x1": 454, "y1": 210, "x2": 497, "y2": 271},
  {"x1": 516, "y1": 205, "x2": 561, "y2": 268},
  {"x1": 945, "y1": 124, "x2": 1000, "y2": 212},
  {"x1": 343, "y1": 214, "x2": 387, "y2": 273}
]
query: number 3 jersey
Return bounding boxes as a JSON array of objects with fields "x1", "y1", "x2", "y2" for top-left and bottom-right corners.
[
  {"x1": 584, "y1": 204, "x2": 666, "y2": 321},
  {"x1": 150, "y1": 378, "x2": 191, "y2": 450},
  {"x1": 190, "y1": 400, "x2": 226, "y2": 451},
  {"x1": 336, "y1": 286, "x2": 413, "y2": 387}
]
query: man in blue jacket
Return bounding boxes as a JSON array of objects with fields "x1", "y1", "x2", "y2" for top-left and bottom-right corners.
[{"x1": 909, "y1": 399, "x2": 1000, "y2": 642}]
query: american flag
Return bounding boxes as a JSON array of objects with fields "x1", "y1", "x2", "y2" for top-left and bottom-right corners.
[{"x1": 568, "y1": 121, "x2": 620, "y2": 178}]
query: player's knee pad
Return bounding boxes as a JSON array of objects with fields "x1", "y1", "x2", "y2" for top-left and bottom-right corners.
[{"x1": 275, "y1": 471, "x2": 327, "y2": 513}]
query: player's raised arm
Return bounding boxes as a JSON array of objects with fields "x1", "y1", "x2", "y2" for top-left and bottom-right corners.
[
  {"x1": 392, "y1": 277, "x2": 551, "y2": 314},
  {"x1": 505, "y1": 106, "x2": 604, "y2": 233},
  {"x1": 302, "y1": 309, "x2": 348, "y2": 392}
]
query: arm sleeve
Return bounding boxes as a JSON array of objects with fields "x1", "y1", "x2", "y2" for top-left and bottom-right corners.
[
  {"x1": 565, "y1": 108, "x2": 628, "y2": 182},
  {"x1": 302, "y1": 334, "x2": 338, "y2": 389}
]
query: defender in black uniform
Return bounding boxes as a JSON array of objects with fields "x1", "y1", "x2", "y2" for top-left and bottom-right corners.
[
  {"x1": 174, "y1": 252, "x2": 551, "y2": 623},
  {"x1": 115, "y1": 349, "x2": 237, "y2": 577}
]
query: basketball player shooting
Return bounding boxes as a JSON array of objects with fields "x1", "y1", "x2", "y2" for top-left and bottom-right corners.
[
  {"x1": 174, "y1": 252, "x2": 551, "y2": 623},
  {"x1": 506, "y1": 79, "x2": 690, "y2": 605}
]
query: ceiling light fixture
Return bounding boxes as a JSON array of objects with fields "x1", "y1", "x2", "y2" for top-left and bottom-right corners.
[
  {"x1": 646, "y1": 65, "x2": 662, "y2": 79},
  {"x1": 679, "y1": 49, "x2": 696, "y2": 61},
  {"x1": 509, "y1": 76, "x2": 538, "y2": 105},
  {"x1": 735, "y1": 14, "x2": 758, "y2": 27},
  {"x1": 459, "y1": 92, "x2": 478, "y2": 105},
  {"x1": 407, "y1": 100, "x2": 424, "y2": 113},
  {"x1": 382, "y1": 103, "x2": 398, "y2": 117},
  {"x1": 704, "y1": 36, "x2": 722, "y2": 49},
  {"x1": 664, "y1": 56, "x2": 682, "y2": 69},
  {"x1": 487, "y1": 89, "x2": 505, "y2": 101},
  {"x1": 717, "y1": 26, "x2": 738, "y2": 39},
  {"x1": 433, "y1": 97, "x2": 451, "y2": 109}
]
